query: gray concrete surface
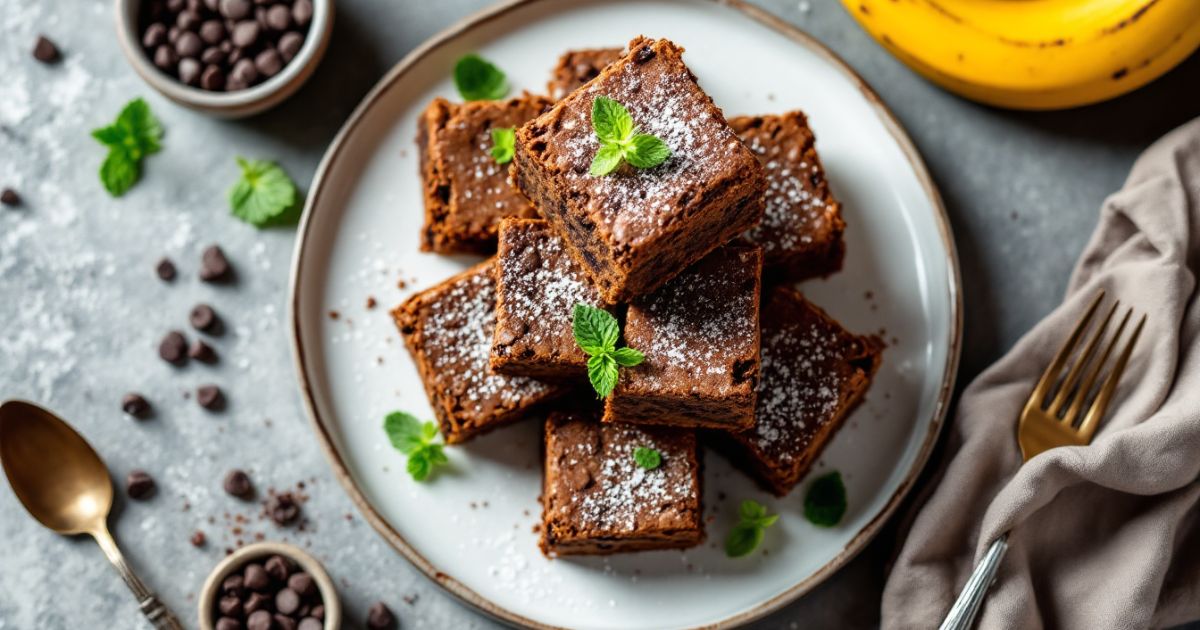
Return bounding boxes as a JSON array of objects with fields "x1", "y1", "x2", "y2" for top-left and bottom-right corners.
[{"x1": 1, "y1": 0, "x2": 1197, "y2": 628}]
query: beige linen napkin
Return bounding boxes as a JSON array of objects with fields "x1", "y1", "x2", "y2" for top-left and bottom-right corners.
[{"x1": 882, "y1": 118, "x2": 1200, "y2": 630}]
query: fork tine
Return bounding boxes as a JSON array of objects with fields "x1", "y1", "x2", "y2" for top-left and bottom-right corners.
[
  {"x1": 1031, "y1": 291, "x2": 1105, "y2": 408},
  {"x1": 1062, "y1": 307, "x2": 1129, "y2": 427},
  {"x1": 1077, "y1": 313, "x2": 1145, "y2": 442},
  {"x1": 1048, "y1": 300, "x2": 1119, "y2": 417}
]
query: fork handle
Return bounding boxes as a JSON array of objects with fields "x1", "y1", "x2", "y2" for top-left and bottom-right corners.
[{"x1": 938, "y1": 533, "x2": 1010, "y2": 630}]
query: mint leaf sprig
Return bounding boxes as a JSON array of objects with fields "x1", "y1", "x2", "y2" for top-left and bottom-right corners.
[
  {"x1": 589, "y1": 96, "x2": 671, "y2": 176},
  {"x1": 229, "y1": 157, "x2": 300, "y2": 227},
  {"x1": 572, "y1": 303, "x2": 644, "y2": 397},
  {"x1": 383, "y1": 411, "x2": 449, "y2": 482},
  {"x1": 454, "y1": 54, "x2": 508, "y2": 101},
  {"x1": 91, "y1": 98, "x2": 163, "y2": 197},
  {"x1": 804, "y1": 471, "x2": 848, "y2": 527},
  {"x1": 632, "y1": 446, "x2": 661, "y2": 470},
  {"x1": 491, "y1": 127, "x2": 515, "y2": 164},
  {"x1": 725, "y1": 499, "x2": 780, "y2": 558}
]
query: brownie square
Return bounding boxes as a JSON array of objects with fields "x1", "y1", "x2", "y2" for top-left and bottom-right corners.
[
  {"x1": 540, "y1": 406, "x2": 704, "y2": 556},
  {"x1": 721, "y1": 286, "x2": 883, "y2": 496},
  {"x1": 490, "y1": 218, "x2": 608, "y2": 379},
  {"x1": 392, "y1": 261, "x2": 568, "y2": 444},
  {"x1": 417, "y1": 93, "x2": 553, "y2": 254},
  {"x1": 547, "y1": 47, "x2": 622, "y2": 100},
  {"x1": 513, "y1": 36, "x2": 767, "y2": 303},
  {"x1": 603, "y1": 244, "x2": 763, "y2": 430},
  {"x1": 729, "y1": 112, "x2": 845, "y2": 281}
]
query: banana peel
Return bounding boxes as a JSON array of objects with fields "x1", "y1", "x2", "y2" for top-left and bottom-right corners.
[{"x1": 841, "y1": 0, "x2": 1200, "y2": 110}]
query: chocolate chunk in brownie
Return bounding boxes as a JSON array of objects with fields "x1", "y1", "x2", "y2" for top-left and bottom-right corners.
[
  {"x1": 729, "y1": 112, "x2": 845, "y2": 281},
  {"x1": 540, "y1": 406, "x2": 703, "y2": 556},
  {"x1": 547, "y1": 47, "x2": 622, "y2": 100},
  {"x1": 417, "y1": 93, "x2": 553, "y2": 254},
  {"x1": 490, "y1": 218, "x2": 609, "y2": 379},
  {"x1": 717, "y1": 286, "x2": 882, "y2": 496},
  {"x1": 603, "y1": 244, "x2": 762, "y2": 430},
  {"x1": 393, "y1": 261, "x2": 570, "y2": 443},
  {"x1": 513, "y1": 36, "x2": 766, "y2": 303}
]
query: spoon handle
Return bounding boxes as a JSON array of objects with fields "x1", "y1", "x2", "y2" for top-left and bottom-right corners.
[{"x1": 94, "y1": 527, "x2": 185, "y2": 630}]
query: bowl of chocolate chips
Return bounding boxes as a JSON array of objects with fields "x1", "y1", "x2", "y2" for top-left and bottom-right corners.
[
  {"x1": 199, "y1": 541, "x2": 341, "y2": 630},
  {"x1": 114, "y1": 0, "x2": 332, "y2": 118}
]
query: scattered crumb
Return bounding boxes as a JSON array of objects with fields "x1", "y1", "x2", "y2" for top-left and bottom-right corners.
[
  {"x1": 328, "y1": 310, "x2": 340, "y2": 320},
  {"x1": 366, "y1": 296, "x2": 377, "y2": 309}
]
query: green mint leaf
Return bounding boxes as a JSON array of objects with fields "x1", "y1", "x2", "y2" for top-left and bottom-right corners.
[
  {"x1": 453, "y1": 54, "x2": 508, "y2": 101},
  {"x1": 587, "y1": 353, "x2": 619, "y2": 398},
  {"x1": 739, "y1": 499, "x2": 767, "y2": 522},
  {"x1": 116, "y1": 98, "x2": 163, "y2": 155},
  {"x1": 99, "y1": 150, "x2": 139, "y2": 197},
  {"x1": 624, "y1": 133, "x2": 671, "y2": 169},
  {"x1": 591, "y1": 96, "x2": 633, "y2": 144},
  {"x1": 424, "y1": 443, "x2": 449, "y2": 467},
  {"x1": 611, "y1": 347, "x2": 644, "y2": 367},
  {"x1": 490, "y1": 127, "x2": 515, "y2": 164},
  {"x1": 724, "y1": 523, "x2": 764, "y2": 558},
  {"x1": 632, "y1": 446, "x2": 661, "y2": 470},
  {"x1": 407, "y1": 452, "x2": 432, "y2": 481},
  {"x1": 383, "y1": 411, "x2": 426, "y2": 455},
  {"x1": 421, "y1": 421, "x2": 439, "y2": 441},
  {"x1": 589, "y1": 143, "x2": 624, "y2": 177},
  {"x1": 572, "y1": 303, "x2": 618, "y2": 355},
  {"x1": 804, "y1": 471, "x2": 847, "y2": 527},
  {"x1": 91, "y1": 124, "x2": 126, "y2": 147},
  {"x1": 229, "y1": 157, "x2": 299, "y2": 227}
]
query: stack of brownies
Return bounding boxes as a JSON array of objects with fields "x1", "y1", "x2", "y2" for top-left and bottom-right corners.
[{"x1": 394, "y1": 36, "x2": 883, "y2": 556}]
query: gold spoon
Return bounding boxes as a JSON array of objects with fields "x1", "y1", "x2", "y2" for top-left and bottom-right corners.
[{"x1": 0, "y1": 400, "x2": 184, "y2": 629}]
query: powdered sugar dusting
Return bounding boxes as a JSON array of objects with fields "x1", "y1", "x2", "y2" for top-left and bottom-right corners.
[
  {"x1": 739, "y1": 120, "x2": 835, "y2": 256},
  {"x1": 497, "y1": 224, "x2": 602, "y2": 349}
]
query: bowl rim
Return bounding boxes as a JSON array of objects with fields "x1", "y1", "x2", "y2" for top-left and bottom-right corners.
[
  {"x1": 112, "y1": 0, "x2": 331, "y2": 108},
  {"x1": 197, "y1": 541, "x2": 342, "y2": 630}
]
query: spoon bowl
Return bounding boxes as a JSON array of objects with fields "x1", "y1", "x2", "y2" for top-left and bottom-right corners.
[{"x1": 0, "y1": 400, "x2": 113, "y2": 535}]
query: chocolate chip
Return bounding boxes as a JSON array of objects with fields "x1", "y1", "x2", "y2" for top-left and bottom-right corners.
[
  {"x1": 166, "y1": 0, "x2": 185, "y2": 12},
  {"x1": 177, "y1": 10, "x2": 202, "y2": 32},
  {"x1": 176, "y1": 31, "x2": 203, "y2": 58},
  {"x1": 268, "y1": 493, "x2": 300, "y2": 526},
  {"x1": 219, "y1": 594, "x2": 243, "y2": 617},
  {"x1": 179, "y1": 57, "x2": 202, "y2": 85},
  {"x1": 156, "y1": 257, "x2": 177, "y2": 281},
  {"x1": 168, "y1": 25, "x2": 181, "y2": 44},
  {"x1": 274, "y1": 615, "x2": 298, "y2": 630},
  {"x1": 275, "y1": 588, "x2": 300, "y2": 615},
  {"x1": 231, "y1": 57, "x2": 259, "y2": 85},
  {"x1": 220, "y1": 0, "x2": 251, "y2": 19},
  {"x1": 224, "y1": 469, "x2": 255, "y2": 499},
  {"x1": 244, "y1": 563, "x2": 271, "y2": 591},
  {"x1": 231, "y1": 20, "x2": 260, "y2": 47},
  {"x1": 265, "y1": 4, "x2": 290, "y2": 30},
  {"x1": 197, "y1": 384, "x2": 225, "y2": 410},
  {"x1": 366, "y1": 602, "x2": 396, "y2": 629},
  {"x1": 201, "y1": 46, "x2": 225, "y2": 65},
  {"x1": 297, "y1": 619, "x2": 321, "y2": 630},
  {"x1": 126, "y1": 470, "x2": 156, "y2": 500},
  {"x1": 633, "y1": 45, "x2": 655, "y2": 64},
  {"x1": 143, "y1": 23, "x2": 168, "y2": 48},
  {"x1": 188, "y1": 339, "x2": 217, "y2": 363},
  {"x1": 246, "y1": 610, "x2": 272, "y2": 630},
  {"x1": 159, "y1": 331, "x2": 188, "y2": 364},
  {"x1": 254, "y1": 48, "x2": 282, "y2": 77},
  {"x1": 199, "y1": 245, "x2": 231, "y2": 281},
  {"x1": 244, "y1": 591, "x2": 272, "y2": 613},
  {"x1": 287, "y1": 572, "x2": 315, "y2": 597},
  {"x1": 309, "y1": 605, "x2": 323, "y2": 620},
  {"x1": 190, "y1": 530, "x2": 206, "y2": 547},
  {"x1": 200, "y1": 20, "x2": 226, "y2": 45},
  {"x1": 122, "y1": 393, "x2": 152, "y2": 419},
  {"x1": 215, "y1": 618, "x2": 242, "y2": 630},
  {"x1": 154, "y1": 45, "x2": 179, "y2": 70},
  {"x1": 189, "y1": 303, "x2": 219, "y2": 331},
  {"x1": 264, "y1": 554, "x2": 291, "y2": 581},
  {"x1": 33, "y1": 36, "x2": 60, "y2": 63},
  {"x1": 278, "y1": 32, "x2": 303, "y2": 62},
  {"x1": 292, "y1": 0, "x2": 312, "y2": 26},
  {"x1": 201, "y1": 64, "x2": 226, "y2": 90},
  {"x1": 222, "y1": 574, "x2": 247, "y2": 597}
]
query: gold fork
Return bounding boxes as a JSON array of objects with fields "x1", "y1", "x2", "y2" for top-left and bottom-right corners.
[{"x1": 940, "y1": 291, "x2": 1145, "y2": 630}]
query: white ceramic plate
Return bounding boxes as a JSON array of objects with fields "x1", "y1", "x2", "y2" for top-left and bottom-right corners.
[{"x1": 289, "y1": 1, "x2": 961, "y2": 628}]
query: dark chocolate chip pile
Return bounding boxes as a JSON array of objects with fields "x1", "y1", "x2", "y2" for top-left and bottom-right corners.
[
  {"x1": 215, "y1": 554, "x2": 325, "y2": 630},
  {"x1": 138, "y1": 0, "x2": 313, "y2": 92}
]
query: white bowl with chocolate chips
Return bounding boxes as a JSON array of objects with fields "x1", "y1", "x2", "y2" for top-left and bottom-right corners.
[{"x1": 114, "y1": 0, "x2": 333, "y2": 118}]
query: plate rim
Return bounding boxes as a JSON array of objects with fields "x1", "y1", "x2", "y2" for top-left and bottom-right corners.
[{"x1": 287, "y1": 1, "x2": 964, "y2": 627}]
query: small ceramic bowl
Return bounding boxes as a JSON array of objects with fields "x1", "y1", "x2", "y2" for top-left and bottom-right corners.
[
  {"x1": 113, "y1": 0, "x2": 333, "y2": 118},
  {"x1": 198, "y1": 541, "x2": 341, "y2": 630}
]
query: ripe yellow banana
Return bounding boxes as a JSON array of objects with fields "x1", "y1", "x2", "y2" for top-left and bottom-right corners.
[{"x1": 841, "y1": 0, "x2": 1200, "y2": 110}]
